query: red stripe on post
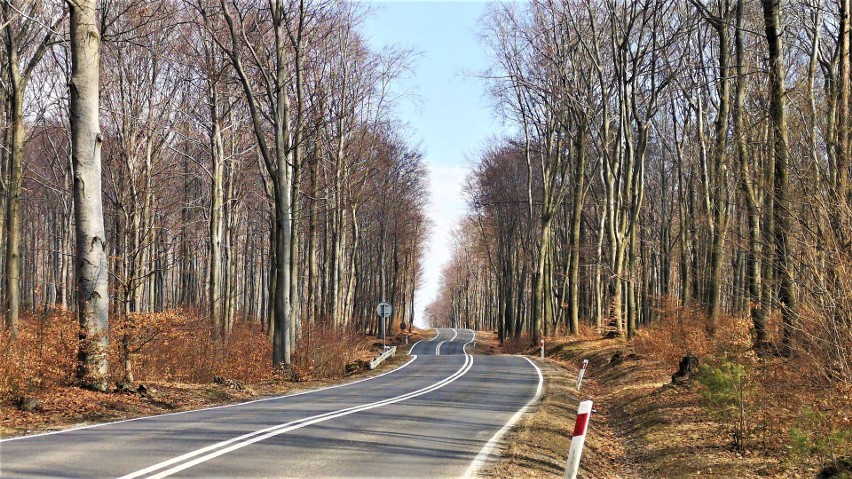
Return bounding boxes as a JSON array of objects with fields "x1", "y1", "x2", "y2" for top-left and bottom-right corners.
[{"x1": 572, "y1": 412, "x2": 589, "y2": 437}]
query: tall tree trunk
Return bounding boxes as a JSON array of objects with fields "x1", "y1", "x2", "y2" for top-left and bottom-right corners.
[
  {"x1": 290, "y1": 148, "x2": 301, "y2": 345},
  {"x1": 307, "y1": 159, "x2": 318, "y2": 325},
  {"x1": 836, "y1": 0, "x2": 850, "y2": 198},
  {"x1": 209, "y1": 85, "x2": 225, "y2": 341},
  {"x1": 273, "y1": 1, "x2": 293, "y2": 368},
  {"x1": 568, "y1": 131, "x2": 587, "y2": 335},
  {"x1": 70, "y1": 0, "x2": 109, "y2": 392},
  {"x1": 762, "y1": 0, "x2": 797, "y2": 354},
  {"x1": 735, "y1": 0, "x2": 767, "y2": 345},
  {"x1": 707, "y1": 7, "x2": 731, "y2": 332},
  {"x1": 3, "y1": 76, "x2": 23, "y2": 339},
  {"x1": 0, "y1": 88, "x2": 6, "y2": 313}
]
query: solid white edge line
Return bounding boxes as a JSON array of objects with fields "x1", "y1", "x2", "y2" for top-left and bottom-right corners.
[
  {"x1": 132, "y1": 353, "x2": 475, "y2": 479},
  {"x1": 461, "y1": 356, "x2": 544, "y2": 478},
  {"x1": 0, "y1": 355, "x2": 419, "y2": 444}
]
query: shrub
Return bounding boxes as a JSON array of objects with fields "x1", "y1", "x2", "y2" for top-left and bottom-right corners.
[
  {"x1": 789, "y1": 406, "x2": 852, "y2": 470},
  {"x1": 501, "y1": 334, "x2": 530, "y2": 354},
  {"x1": 291, "y1": 321, "x2": 369, "y2": 381},
  {"x1": 0, "y1": 310, "x2": 77, "y2": 401},
  {"x1": 633, "y1": 298, "x2": 751, "y2": 366},
  {"x1": 1, "y1": 309, "x2": 371, "y2": 401},
  {"x1": 696, "y1": 354, "x2": 755, "y2": 450}
]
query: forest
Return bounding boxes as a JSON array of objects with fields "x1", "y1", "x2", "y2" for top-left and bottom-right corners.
[
  {"x1": 426, "y1": 0, "x2": 852, "y2": 466},
  {"x1": 431, "y1": 0, "x2": 852, "y2": 378},
  {"x1": 0, "y1": 0, "x2": 429, "y2": 394}
]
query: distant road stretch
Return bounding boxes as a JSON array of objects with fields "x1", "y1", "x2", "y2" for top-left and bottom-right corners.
[{"x1": 0, "y1": 328, "x2": 542, "y2": 478}]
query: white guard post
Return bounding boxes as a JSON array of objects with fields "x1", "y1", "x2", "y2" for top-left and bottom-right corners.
[
  {"x1": 541, "y1": 339, "x2": 545, "y2": 359},
  {"x1": 576, "y1": 359, "x2": 589, "y2": 390},
  {"x1": 564, "y1": 400, "x2": 593, "y2": 479}
]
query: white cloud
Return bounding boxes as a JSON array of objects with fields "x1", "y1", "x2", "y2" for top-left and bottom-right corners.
[{"x1": 414, "y1": 164, "x2": 469, "y2": 327}]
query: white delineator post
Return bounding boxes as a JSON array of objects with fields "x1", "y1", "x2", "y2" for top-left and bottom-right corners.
[
  {"x1": 576, "y1": 359, "x2": 589, "y2": 390},
  {"x1": 540, "y1": 339, "x2": 545, "y2": 359},
  {"x1": 564, "y1": 400, "x2": 593, "y2": 479}
]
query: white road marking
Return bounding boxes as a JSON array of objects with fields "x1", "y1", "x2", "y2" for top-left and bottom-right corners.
[
  {"x1": 462, "y1": 356, "x2": 544, "y2": 478},
  {"x1": 124, "y1": 353, "x2": 475, "y2": 479},
  {"x1": 0, "y1": 356, "x2": 418, "y2": 444},
  {"x1": 409, "y1": 328, "x2": 439, "y2": 356},
  {"x1": 462, "y1": 329, "x2": 476, "y2": 354},
  {"x1": 436, "y1": 328, "x2": 459, "y2": 355}
]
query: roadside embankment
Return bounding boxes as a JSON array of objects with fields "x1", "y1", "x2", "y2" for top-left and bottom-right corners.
[{"x1": 481, "y1": 332, "x2": 838, "y2": 478}]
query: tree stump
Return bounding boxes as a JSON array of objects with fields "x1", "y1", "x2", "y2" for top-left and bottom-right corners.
[{"x1": 671, "y1": 355, "x2": 700, "y2": 385}]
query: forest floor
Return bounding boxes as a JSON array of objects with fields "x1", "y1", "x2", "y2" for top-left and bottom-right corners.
[
  {"x1": 0, "y1": 328, "x2": 428, "y2": 439},
  {"x1": 481, "y1": 332, "x2": 826, "y2": 479}
]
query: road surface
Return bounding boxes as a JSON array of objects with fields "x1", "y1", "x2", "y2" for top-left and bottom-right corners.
[{"x1": 0, "y1": 328, "x2": 542, "y2": 478}]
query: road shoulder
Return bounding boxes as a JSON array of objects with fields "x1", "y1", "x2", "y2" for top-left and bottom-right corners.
[{"x1": 477, "y1": 351, "x2": 635, "y2": 478}]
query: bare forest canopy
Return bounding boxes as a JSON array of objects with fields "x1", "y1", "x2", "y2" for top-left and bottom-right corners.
[
  {"x1": 427, "y1": 0, "x2": 852, "y2": 384},
  {"x1": 0, "y1": 0, "x2": 430, "y2": 390}
]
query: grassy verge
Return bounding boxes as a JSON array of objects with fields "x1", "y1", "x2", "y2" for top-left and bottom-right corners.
[{"x1": 478, "y1": 347, "x2": 635, "y2": 478}]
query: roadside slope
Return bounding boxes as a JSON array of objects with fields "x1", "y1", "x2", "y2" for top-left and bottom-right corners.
[
  {"x1": 481, "y1": 334, "x2": 809, "y2": 478},
  {"x1": 478, "y1": 353, "x2": 635, "y2": 478}
]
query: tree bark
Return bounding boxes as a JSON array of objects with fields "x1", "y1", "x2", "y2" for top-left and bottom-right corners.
[
  {"x1": 568, "y1": 130, "x2": 587, "y2": 335},
  {"x1": 208, "y1": 84, "x2": 225, "y2": 341},
  {"x1": 69, "y1": 0, "x2": 109, "y2": 392},
  {"x1": 762, "y1": 0, "x2": 797, "y2": 354}
]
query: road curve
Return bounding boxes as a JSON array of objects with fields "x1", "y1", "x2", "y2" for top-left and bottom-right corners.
[{"x1": 0, "y1": 328, "x2": 542, "y2": 478}]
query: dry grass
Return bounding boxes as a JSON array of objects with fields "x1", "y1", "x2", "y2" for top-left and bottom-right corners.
[{"x1": 479, "y1": 350, "x2": 636, "y2": 478}]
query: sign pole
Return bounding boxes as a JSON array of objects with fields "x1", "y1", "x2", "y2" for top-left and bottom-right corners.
[{"x1": 376, "y1": 302, "x2": 392, "y2": 352}]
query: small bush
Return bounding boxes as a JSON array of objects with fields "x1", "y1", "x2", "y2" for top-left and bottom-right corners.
[
  {"x1": 0, "y1": 310, "x2": 77, "y2": 401},
  {"x1": 696, "y1": 354, "x2": 755, "y2": 450},
  {"x1": 789, "y1": 406, "x2": 852, "y2": 470},
  {"x1": 501, "y1": 334, "x2": 530, "y2": 354},
  {"x1": 1, "y1": 309, "x2": 374, "y2": 403},
  {"x1": 633, "y1": 298, "x2": 751, "y2": 367},
  {"x1": 291, "y1": 321, "x2": 368, "y2": 381}
]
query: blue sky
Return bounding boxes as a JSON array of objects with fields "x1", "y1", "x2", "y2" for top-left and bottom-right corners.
[{"x1": 362, "y1": 1, "x2": 506, "y2": 326}]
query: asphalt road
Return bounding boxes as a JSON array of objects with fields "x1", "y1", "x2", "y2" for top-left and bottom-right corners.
[{"x1": 0, "y1": 328, "x2": 542, "y2": 479}]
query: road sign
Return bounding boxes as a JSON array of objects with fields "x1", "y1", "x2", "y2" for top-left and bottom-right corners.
[{"x1": 376, "y1": 302, "x2": 392, "y2": 318}]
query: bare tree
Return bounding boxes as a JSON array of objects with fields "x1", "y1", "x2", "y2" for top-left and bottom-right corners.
[
  {"x1": 1, "y1": 1, "x2": 63, "y2": 338},
  {"x1": 68, "y1": 0, "x2": 109, "y2": 392}
]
